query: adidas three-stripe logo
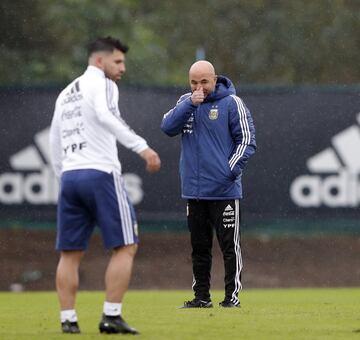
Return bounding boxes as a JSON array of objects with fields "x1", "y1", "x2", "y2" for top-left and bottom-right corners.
[
  {"x1": 0, "y1": 129, "x2": 144, "y2": 206},
  {"x1": 290, "y1": 112, "x2": 360, "y2": 207},
  {"x1": 0, "y1": 128, "x2": 59, "y2": 204}
]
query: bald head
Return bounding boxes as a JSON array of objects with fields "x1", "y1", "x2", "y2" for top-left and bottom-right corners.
[
  {"x1": 189, "y1": 60, "x2": 216, "y2": 77},
  {"x1": 189, "y1": 60, "x2": 217, "y2": 98}
]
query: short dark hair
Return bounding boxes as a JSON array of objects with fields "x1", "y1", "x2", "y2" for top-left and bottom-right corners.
[{"x1": 87, "y1": 36, "x2": 129, "y2": 57}]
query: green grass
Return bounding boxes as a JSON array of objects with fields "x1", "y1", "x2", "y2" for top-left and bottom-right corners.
[{"x1": 1, "y1": 289, "x2": 359, "y2": 339}]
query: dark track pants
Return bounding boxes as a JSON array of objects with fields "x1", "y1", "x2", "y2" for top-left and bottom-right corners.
[{"x1": 187, "y1": 199, "x2": 242, "y2": 304}]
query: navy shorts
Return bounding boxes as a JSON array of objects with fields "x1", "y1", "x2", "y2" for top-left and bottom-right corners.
[{"x1": 56, "y1": 169, "x2": 139, "y2": 251}]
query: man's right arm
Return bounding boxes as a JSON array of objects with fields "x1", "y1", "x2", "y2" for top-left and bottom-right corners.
[{"x1": 161, "y1": 94, "x2": 197, "y2": 137}]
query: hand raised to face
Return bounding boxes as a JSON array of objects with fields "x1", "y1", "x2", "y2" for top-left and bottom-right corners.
[{"x1": 191, "y1": 86, "x2": 205, "y2": 105}]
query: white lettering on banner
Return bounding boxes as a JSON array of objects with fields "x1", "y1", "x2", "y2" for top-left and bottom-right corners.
[
  {"x1": 290, "y1": 113, "x2": 360, "y2": 208},
  {"x1": 0, "y1": 169, "x2": 144, "y2": 205},
  {"x1": 122, "y1": 173, "x2": 144, "y2": 205},
  {"x1": 0, "y1": 173, "x2": 22, "y2": 203},
  {"x1": 0, "y1": 167, "x2": 58, "y2": 204},
  {"x1": 0, "y1": 128, "x2": 144, "y2": 206},
  {"x1": 290, "y1": 171, "x2": 360, "y2": 207}
]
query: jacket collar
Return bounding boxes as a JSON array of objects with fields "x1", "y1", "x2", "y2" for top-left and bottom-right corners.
[
  {"x1": 85, "y1": 65, "x2": 106, "y2": 78},
  {"x1": 204, "y1": 75, "x2": 236, "y2": 102}
]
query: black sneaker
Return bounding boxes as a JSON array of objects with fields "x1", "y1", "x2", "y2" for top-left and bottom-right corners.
[
  {"x1": 61, "y1": 320, "x2": 81, "y2": 334},
  {"x1": 180, "y1": 299, "x2": 213, "y2": 308},
  {"x1": 99, "y1": 314, "x2": 139, "y2": 335},
  {"x1": 219, "y1": 300, "x2": 240, "y2": 308}
]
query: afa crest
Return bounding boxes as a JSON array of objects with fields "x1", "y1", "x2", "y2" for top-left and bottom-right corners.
[{"x1": 209, "y1": 108, "x2": 219, "y2": 120}]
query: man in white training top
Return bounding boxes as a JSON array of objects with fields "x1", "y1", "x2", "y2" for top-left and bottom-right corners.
[{"x1": 49, "y1": 36, "x2": 161, "y2": 335}]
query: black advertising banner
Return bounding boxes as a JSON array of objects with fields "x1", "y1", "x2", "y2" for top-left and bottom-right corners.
[{"x1": 0, "y1": 86, "x2": 359, "y2": 228}]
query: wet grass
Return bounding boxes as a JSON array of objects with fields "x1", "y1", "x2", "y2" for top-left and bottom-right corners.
[{"x1": 0, "y1": 288, "x2": 359, "y2": 339}]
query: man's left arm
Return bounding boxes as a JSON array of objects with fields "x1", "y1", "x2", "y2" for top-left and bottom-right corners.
[
  {"x1": 93, "y1": 81, "x2": 149, "y2": 154},
  {"x1": 228, "y1": 95, "x2": 256, "y2": 177},
  {"x1": 93, "y1": 81, "x2": 160, "y2": 172}
]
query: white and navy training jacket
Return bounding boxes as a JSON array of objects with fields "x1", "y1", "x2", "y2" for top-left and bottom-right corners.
[
  {"x1": 49, "y1": 66, "x2": 148, "y2": 178},
  {"x1": 161, "y1": 76, "x2": 256, "y2": 200}
]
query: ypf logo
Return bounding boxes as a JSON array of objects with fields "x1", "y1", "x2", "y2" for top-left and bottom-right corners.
[
  {"x1": 0, "y1": 128, "x2": 144, "y2": 205},
  {"x1": 290, "y1": 112, "x2": 360, "y2": 207}
]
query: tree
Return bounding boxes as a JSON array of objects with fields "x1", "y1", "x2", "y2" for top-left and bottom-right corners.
[{"x1": 0, "y1": 0, "x2": 359, "y2": 86}]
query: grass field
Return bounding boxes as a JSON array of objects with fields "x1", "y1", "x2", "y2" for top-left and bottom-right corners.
[{"x1": 1, "y1": 288, "x2": 359, "y2": 339}]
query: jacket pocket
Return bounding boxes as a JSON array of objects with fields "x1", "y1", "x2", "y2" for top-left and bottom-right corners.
[{"x1": 226, "y1": 163, "x2": 237, "y2": 181}]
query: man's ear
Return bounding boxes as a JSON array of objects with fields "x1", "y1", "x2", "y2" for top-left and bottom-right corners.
[{"x1": 95, "y1": 55, "x2": 104, "y2": 68}]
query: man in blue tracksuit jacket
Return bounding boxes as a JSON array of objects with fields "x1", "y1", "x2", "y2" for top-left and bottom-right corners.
[{"x1": 161, "y1": 60, "x2": 256, "y2": 308}]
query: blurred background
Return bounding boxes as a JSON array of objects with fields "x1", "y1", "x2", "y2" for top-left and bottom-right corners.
[{"x1": 0, "y1": 0, "x2": 359, "y2": 291}]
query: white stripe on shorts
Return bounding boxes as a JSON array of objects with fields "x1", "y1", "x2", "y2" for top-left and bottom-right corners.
[{"x1": 113, "y1": 172, "x2": 134, "y2": 244}]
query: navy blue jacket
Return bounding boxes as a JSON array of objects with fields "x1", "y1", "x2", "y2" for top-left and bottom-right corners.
[{"x1": 161, "y1": 76, "x2": 256, "y2": 200}]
